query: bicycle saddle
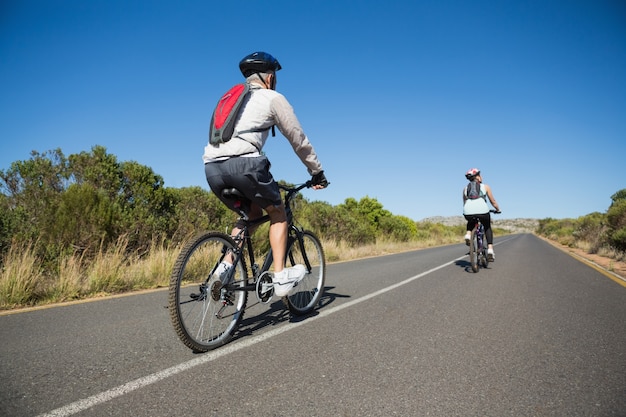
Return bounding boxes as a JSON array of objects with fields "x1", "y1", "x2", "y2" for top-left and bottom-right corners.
[
  {"x1": 221, "y1": 188, "x2": 251, "y2": 215},
  {"x1": 221, "y1": 188, "x2": 246, "y2": 200}
]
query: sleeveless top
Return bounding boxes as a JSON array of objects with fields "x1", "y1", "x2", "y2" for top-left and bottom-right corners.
[{"x1": 463, "y1": 183, "x2": 489, "y2": 215}]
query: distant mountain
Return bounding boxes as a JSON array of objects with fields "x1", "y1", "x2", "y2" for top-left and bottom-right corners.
[{"x1": 421, "y1": 216, "x2": 539, "y2": 233}]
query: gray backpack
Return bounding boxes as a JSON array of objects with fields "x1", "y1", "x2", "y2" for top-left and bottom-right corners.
[{"x1": 466, "y1": 181, "x2": 484, "y2": 200}]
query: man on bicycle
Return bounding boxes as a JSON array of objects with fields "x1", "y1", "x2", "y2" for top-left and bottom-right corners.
[
  {"x1": 463, "y1": 168, "x2": 500, "y2": 261},
  {"x1": 203, "y1": 51, "x2": 328, "y2": 297}
]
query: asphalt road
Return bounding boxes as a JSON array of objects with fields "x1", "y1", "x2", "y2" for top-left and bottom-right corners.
[{"x1": 1, "y1": 234, "x2": 625, "y2": 417}]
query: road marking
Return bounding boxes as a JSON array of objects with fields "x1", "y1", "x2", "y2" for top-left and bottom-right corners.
[{"x1": 37, "y1": 255, "x2": 466, "y2": 417}]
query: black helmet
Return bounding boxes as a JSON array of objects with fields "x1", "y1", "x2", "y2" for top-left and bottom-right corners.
[{"x1": 239, "y1": 52, "x2": 282, "y2": 77}]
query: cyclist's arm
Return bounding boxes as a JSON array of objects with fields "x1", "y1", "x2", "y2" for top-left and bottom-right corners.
[
  {"x1": 271, "y1": 94, "x2": 323, "y2": 176},
  {"x1": 484, "y1": 184, "x2": 500, "y2": 212}
]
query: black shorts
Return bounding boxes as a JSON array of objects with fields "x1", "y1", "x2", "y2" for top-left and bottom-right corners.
[
  {"x1": 204, "y1": 156, "x2": 282, "y2": 212},
  {"x1": 464, "y1": 213, "x2": 491, "y2": 231}
]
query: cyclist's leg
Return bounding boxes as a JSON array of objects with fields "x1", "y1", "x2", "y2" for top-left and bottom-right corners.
[
  {"x1": 268, "y1": 207, "x2": 306, "y2": 296},
  {"x1": 464, "y1": 215, "x2": 476, "y2": 245},
  {"x1": 230, "y1": 203, "x2": 263, "y2": 238},
  {"x1": 265, "y1": 203, "x2": 288, "y2": 273},
  {"x1": 479, "y1": 213, "x2": 495, "y2": 260},
  {"x1": 264, "y1": 204, "x2": 308, "y2": 296}
]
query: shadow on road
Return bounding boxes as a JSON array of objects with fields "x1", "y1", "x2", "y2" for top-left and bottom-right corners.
[
  {"x1": 455, "y1": 258, "x2": 475, "y2": 273},
  {"x1": 232, "y1": 285, "x2": 350, "y2": 342}
]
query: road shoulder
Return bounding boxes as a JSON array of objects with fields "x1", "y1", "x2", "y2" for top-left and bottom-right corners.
[{"x1": 538, "y1": 235, "x2": 626, "y2": 287}]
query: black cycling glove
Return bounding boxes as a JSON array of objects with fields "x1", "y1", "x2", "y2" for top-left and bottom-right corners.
[{"x1": 311, "y1": 171, "x2": 329, "y2": 188}]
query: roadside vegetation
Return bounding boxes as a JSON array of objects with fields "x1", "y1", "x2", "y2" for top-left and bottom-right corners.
[
  {"x1": 1, "y1": 146, "x2": 623, "y2": 309},
  {"x1": 0, "y1": 146, "x2": 481, "y2": 309},
  {"x1": 537, "y1": 189, "x2": 626, "y2": 262},
  {"x1": 535, "y1": 189, "x2": 626, "y2": 264}
]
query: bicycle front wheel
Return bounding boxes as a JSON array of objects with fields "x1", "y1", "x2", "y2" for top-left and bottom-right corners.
[
  {"x1": 168, "y1": 232, "x2": 248, "y2": 352},
  {"x1": 480, "y1": 247, "x2": 489, "y2": 268},
  {"x1": 283, "y1": 230, "x2": 326, "y2": 315},
  {"x1": 469, "y1": 230, "x2": 479, "y2": 273}
]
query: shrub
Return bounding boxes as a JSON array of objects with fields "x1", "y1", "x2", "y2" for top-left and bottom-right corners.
[
  {"x1": 607, "y1": 199, "x2": 626, "y2": 251},
  {"x1": 573, "y1": 212, "x2": 606, "y2": 253}
]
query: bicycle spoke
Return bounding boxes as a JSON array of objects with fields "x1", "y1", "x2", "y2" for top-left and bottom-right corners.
[{"x1": 169, "y1": 233, "x2": 248, "y2": 352}]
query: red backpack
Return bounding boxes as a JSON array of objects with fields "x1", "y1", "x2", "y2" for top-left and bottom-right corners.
[{"x1": 209, "y1": 83, "x2": 251, "y2": 145}]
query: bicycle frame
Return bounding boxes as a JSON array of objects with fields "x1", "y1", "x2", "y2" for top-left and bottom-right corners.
[
  {"x1": 468, "y1": 209, "x2": 499, "y2": 273},
  {"x1": 217, "y1": 182, "x2": 311, "y2": 293},
  {"x1": 474, "y1": 221, "x2": 485, "y2": 253},
  {"x1": 468, "y1": 218, "x2": 487, "y2": 273}
]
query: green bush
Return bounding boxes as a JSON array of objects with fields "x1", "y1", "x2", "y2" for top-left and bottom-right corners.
[
  {"x1": 607, "y1": 199, "x2": 626, "y2": 251},
  {"x1": 537, "y1": 189, "x2": 626, "y2": 256},
  {"x1": 573, "y1": 212, "x2": 606, "y2": 253},
  {"x1": 379, "y1": 215, "x2": 417, "y2": 242}
]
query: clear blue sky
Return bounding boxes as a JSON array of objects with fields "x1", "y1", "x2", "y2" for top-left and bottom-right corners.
[{"x1": 1, "y1": 0, "x2": 625, "y2": 221}]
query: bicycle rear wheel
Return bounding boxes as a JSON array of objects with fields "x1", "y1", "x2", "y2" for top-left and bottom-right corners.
[
  {"x1": 169, "y1": 232, "x2": 248, "y2": 352},
  {"x1": 469, "y1": 229, "x2": 479, "y2": 273},
  {"x1": 283, "y1": 230, "x2": 326, "y2": 315}
]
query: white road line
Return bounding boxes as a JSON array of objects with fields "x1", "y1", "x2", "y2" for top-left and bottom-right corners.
[{"x1": 37, "y1": 254, "x2": 467, "y2": 417}]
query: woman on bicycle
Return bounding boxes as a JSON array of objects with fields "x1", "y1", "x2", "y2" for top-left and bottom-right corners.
[
  {"x1": 203, "y1": 52, "x2": 328, "y2": 297},
  {"x1": 462, "y1": 168, "x2": 500, "y2": 261}
]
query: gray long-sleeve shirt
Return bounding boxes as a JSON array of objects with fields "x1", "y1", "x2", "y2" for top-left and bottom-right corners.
[{"x1": 203, "y1": 83, "x2": 323, "y2": 175}]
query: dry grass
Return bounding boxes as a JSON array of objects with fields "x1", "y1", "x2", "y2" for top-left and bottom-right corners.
[
  {"x1": 0, "y1": 232, "x2": 466, "y2": 310},
  {"x1": 0, "y1": 237, "x2": 182, "y2": 309},
  {"x1": 323, "y1": 236, "x2": 455, "y2": 263},
  {"x1": 0, "y1": 242, "x2": 41, "y2": 307}
]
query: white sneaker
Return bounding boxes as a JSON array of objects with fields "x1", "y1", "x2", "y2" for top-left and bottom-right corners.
[
  {"x1": 214, "y1": 261, "x2": 232, "y2": 283},
  {"x1": 273, "y1": 264, "x2": 306, "y2": 297},
  {"x1": 464, "y1": 232, "x2": 471, "y2": 246},
  {"x1": 487, "y1": 249, "x2": 495, "y2": 261}
]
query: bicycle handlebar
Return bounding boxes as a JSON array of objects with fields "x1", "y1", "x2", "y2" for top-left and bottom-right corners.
[
  {"x1": 490, "y1": 209, "x2": 501, "y2": 214},
  {"x1": 279, "y1": 179, "x2": 330, "y2": 210},
  {"x1": 279, "y1": 179, "x2": 329, "y2": 196},
  {"x1": 278, "y1": 181, "x2": 311, "y2": 194}
]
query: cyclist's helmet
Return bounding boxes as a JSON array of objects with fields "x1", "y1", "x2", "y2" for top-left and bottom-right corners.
[
  {"x1": 465, "y1": 168, "x2": 480, "y2": 180},
  {"x1": 239, "y1": 52, "x2": 282, "y2": 77}
]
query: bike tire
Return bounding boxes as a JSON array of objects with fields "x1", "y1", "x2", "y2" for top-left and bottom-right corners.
[
  {"x1": 283, "y1": 230, "x2": 326, "y2": 315},
  {"x1": 469, "y1": 229, "x2": 479, "y2": 273},
  {"x1": 480, "y1": 248, "x2": 489, "y2": 268},
  {"x1": 168, "y1": 232, "x2": 248, "y2": 352}
]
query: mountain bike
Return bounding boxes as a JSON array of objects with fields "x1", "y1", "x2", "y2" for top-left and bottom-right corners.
[
  {"x1": 168, "y1": 180, "x2": 326, "y2": 352},
  {"x1": 468, "y1": 209, "x2": 500, "y2": 273}
]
